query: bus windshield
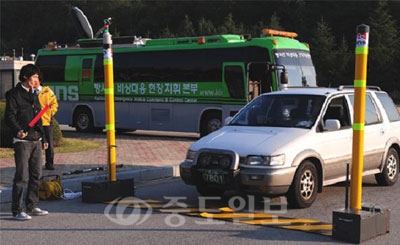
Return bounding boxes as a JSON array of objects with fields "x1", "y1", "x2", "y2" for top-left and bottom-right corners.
[{"x1": 274, "y1": 50, "x2": 317, "y2": 87}]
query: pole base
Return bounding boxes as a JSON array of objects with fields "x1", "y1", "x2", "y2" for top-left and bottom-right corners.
[
  {"x1": 81, "y1": 178, "x2": 135, "y2": 203},
  {"x1": 332, "y1": 203, "x2": 390, "y2": 243}
]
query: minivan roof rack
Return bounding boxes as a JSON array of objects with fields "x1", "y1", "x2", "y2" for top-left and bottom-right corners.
[{"x1": 337, "y1": 85, "x2": 381, "y2": 91}]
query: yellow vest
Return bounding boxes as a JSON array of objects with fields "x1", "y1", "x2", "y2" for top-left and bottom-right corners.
[{"x1": 38, "y1": 86, "x2": 58, "y2": 126}]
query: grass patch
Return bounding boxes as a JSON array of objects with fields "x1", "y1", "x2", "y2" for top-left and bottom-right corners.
[
  {"x1": 55, "y1": 138, "x2": 103, "y2": 153},
  {"x1": 0, "y1": 148, "x2": 14, "y2": 158},
  {"x1": 0, "y1": 138, "x2": 102, "y2": 158}
]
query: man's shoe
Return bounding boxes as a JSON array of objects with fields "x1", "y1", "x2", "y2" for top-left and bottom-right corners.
[
  {"x1": 14, "y1": 212, "x2": 32, "y2": 221},
  {"x1": 28, "y1": 208, "x2": 49, "y2": 216},
  {"x1": 45, "y1": 165, "x2": 55, "y2": 170}
]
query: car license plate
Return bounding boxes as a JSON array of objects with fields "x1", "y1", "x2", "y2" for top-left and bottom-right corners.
[{"x1": 200, "y1": 169, "x2": 225, "y2": 184}]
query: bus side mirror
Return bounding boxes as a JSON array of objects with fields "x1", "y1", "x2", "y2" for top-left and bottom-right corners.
[
  {"x1": 280, "y1": 68, "x2": 288, "y2": 90},
  {"x1": 266, "y1": 63, "x2": 271, "y2": 71},
  {"x1": 280, "y1": 68, "x2": 288, "y2": 85}
]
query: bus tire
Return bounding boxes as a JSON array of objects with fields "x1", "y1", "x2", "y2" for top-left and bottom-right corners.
[
  {"x1": 200, "y1": 111, "x2": 222, "y2": 137},
  {"x1": 74, "y1": 107, "x2": 94, "y2": 133}
]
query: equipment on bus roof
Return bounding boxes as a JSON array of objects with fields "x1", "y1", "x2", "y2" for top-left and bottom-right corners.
[
  {"x1": 72, "y1": 6, "x2": 93, "y2": 39},
  {"x1": 70, "y1": 6, "x2": 301, "y2": 48},
  {"x1": 73, "y1": 6, "x2": 113, "y2": 40},
  {"x1": 261, "y1": 29, "x2": 298, "y2": 38},
  {"x1": 94, "y1": 17, "x2": 112, "y2": 38}
]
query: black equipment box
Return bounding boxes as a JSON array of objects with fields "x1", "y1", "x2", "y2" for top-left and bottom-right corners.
[
  {"x1": 332, "y1": 204, "x2": 390, "y2": 243},
  {"x1": 81, "y1": 178, "x2": 135, "y2": 203}
]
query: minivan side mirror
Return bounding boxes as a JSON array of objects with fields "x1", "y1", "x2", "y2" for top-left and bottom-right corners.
[
  {"x1": 225, "y1": 116, "x2": 233, "y2": 125},
  {"x1": 324, "y1": 119, "x2": 341, "y2": 131}
]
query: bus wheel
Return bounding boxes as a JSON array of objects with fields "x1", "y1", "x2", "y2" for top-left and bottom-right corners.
[
  {"x1": 75, "y1": 107, "x2": 94, "y2": 133},
  {"x1": 200, "y1": 111, "x2": 222, "y2": 137}
]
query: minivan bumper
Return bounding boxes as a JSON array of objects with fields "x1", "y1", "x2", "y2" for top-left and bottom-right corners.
[
  {"x1": 180, "y1": 160, "x2": 297, "y2": 196},
  {"x1": 239, "y1": 166, "x2": 297, "y2": 195}
]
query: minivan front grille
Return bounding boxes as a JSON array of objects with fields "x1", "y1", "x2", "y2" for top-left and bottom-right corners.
[{"x1": 196, "y1": 152, "x2": 233, "y2": 170}]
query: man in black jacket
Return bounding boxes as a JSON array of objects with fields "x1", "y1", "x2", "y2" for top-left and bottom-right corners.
[{"x1": 5, "y1": 64, "x2": 49, "y2": 221}]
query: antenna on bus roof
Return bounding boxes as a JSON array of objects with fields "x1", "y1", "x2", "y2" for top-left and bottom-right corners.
[
  {"x1": 94, "y1": 17, "x2": 112, "y2": 38},
  {"x1": 72, "y1": 6, "x2": 94, "y2": 39}
]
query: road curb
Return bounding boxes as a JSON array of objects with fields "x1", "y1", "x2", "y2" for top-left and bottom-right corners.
[{"x1": 0, "y1": 165, "x2": 180, "y2": 204}]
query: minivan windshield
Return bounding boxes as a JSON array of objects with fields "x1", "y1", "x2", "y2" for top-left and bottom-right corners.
[{"x1": 229, "y1": 94, "x2": 326, "y2": 128}]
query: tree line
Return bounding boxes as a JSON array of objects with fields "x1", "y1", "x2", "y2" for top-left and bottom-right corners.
[{"x1": 1, "y1": 0, "x2": 399, "y2": 102}]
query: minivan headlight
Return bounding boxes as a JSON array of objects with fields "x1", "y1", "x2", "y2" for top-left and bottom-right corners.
[
  {"x1": 246, "y1": 156, "x2": 269, "y2": 165},
  {"x1": 186, "y1": 150, "x2": 197, "y2": 162},
  {"x1": 245, "y1": 154, "x2": 285, "y2": 166},
  {"x1": 269, "y1": 154, "x2": 286, "y2": 166}
]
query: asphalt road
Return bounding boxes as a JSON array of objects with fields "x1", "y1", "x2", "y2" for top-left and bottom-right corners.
[{"x1": 0, "y1": 175, "x2": 398, "y2": 245}]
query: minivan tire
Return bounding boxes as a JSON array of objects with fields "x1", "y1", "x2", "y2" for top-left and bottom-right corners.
[{"x1": 286, "y1": 161, "x2": 318, "y2": 208}]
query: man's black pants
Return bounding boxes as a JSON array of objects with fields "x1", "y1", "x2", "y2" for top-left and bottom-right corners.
[
  {"x1": 44, "y1": 124, "x2": 54, "y2": 168},
  {"x1": 12, "y1": 140, "x2": 42, "y2": 215}
]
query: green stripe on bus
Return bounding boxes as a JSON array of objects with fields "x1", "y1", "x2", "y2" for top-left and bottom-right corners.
[
  {"x1": 353, "y1": 80, "x2": 366, "y2": 87},
  {"x1": 105, "y1": 124, "x2": 115, "y2": 130},
  {"x1": 355, "y1": 47, "x2": 368, "y2": 54},
  {"x1": 353, "y1": 123, "x2": 364, "y2": 131},
  {"x1": 103, "y1": 59, "x2": 113, "y2": 65},
  {"x1": 104, "y1": 88, "x2": 114, "y2": 94}
]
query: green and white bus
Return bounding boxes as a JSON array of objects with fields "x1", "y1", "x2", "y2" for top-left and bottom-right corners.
[{"x1": 36, "y1": 28, "x2": 317, "y2": 136}]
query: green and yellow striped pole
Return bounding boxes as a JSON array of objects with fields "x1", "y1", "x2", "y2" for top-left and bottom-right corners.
[
  {"x1": 103, "y1": 25, "x2": 117, "y2": 181},
  {"x1": 350, "y1": 24, "x2": 369, "y2": 210}
]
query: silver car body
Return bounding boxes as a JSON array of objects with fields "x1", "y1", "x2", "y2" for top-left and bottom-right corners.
[{"x1": 180, "y1": 87, "x2": 400, "y2": 200}]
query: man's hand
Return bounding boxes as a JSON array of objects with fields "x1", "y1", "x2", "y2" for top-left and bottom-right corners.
[
  {"x1": 43, "y1": 143, "x2": 49, "y2": 150},
  {"x1": 17, "y1": 130, "x2": 28, "y2": 139}
]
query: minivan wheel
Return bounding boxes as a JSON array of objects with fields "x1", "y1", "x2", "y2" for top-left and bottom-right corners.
[
  {"x1": 286, "y1": 161, "x2": 318, "y2": 208},
  {"x1": 375, "y1": 148, "x2": 399, "y2": 186}
]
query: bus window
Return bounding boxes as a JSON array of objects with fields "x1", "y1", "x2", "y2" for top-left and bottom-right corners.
[
  {"x1": 82, "y1": 58, "x2": 93, "y2": 82},
  {"x1": 36, "y1": 55, "x2": 66, "y2": 82},
  {"x1": 224, "y1": 65, "x2": 245, "y2": 99},
  {"x1": 248, "y1": 62, "x2": 272, "y2": 98}
]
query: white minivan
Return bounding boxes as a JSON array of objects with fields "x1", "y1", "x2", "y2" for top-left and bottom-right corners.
[{"x1": 180, "y1": 87, "x2": 400, "y2": 208}]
